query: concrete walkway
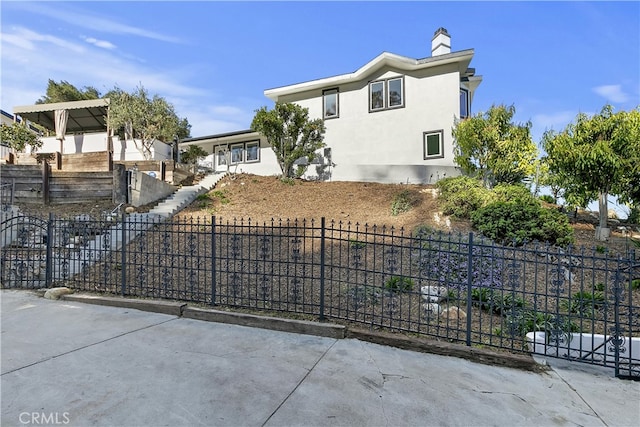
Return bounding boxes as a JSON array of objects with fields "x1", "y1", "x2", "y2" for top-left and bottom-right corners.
[{"x1": 1, "y1": 289, "x2": 639, "y2": 427}]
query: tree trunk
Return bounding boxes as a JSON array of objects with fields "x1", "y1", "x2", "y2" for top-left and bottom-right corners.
[{"x1": 595, "y1": 190, "x2": 610, "y2": 241}]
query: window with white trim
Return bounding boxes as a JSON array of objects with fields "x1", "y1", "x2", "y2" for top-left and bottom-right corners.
[
  {"x1": 323, "y1": 88, "x2": 339, "y2": 119},
  {"x1": 388, "y1": 77, "x2": 404, "y2": 108},
  {"x1": 216, "y1": 146, "x2": 228, "y2": 168},
  {"x1": 230, "y1": 143, "x2": 244, "y2": 164},
  {"x1": 246, "y1": 141, "x2": 259, "y2": 162},
  {"x1": 369, "y1": 76, "x2": 404, "y2": 112},
  {"x1": 370, "y1": 81, "x2": 385, "y2": 111},
  {"x1": 423, "y1": 130, "x2": 444, "y2": 159}
]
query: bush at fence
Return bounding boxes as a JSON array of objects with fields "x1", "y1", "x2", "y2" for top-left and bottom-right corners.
[
  {"x1": 435, "y1": 176, "x2": 494, "y2": 219},
  {"x1": 471, "y1": 198, "x2": 574, "y2": 247}
]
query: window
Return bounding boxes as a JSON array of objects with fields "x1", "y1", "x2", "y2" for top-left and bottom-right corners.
[
  {"x1": 323, "y1": 89, "x2": 339, "y2": 119},
  {"x1": 460, "y1": 89, "x2": 469, "y2": 119},
  {"x1": 388, "y1": 78, "x2": 404, "y2": 108},
  {"x1": 370, "y1": 81, "x2": 385, "y2": 111},
  {"x1": 230, "y1": 144, "x2": 244, "y2": 164},
  {"x1": 423, "y1": 130, "x2": 444, "y2": 159},
  {"x1": 246, "y1": 141, "x2": 259, "y2": 162},
  {"x1": 216, "y1": 146, "x2": 228, "y2": 168},
  {"x1": 369, "y1": 76, "x2": 404, "y2": 112}
]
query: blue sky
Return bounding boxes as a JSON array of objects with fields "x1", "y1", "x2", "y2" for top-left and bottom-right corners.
[{"x1": 1, "y1": 1, "x2": 639, "y2": 144}]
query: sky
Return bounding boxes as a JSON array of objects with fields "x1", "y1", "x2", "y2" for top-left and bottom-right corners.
[{"x1": 1, "y1": 0, "x2": 639, "y2": 145}]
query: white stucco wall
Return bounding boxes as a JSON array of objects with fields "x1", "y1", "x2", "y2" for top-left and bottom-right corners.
[
  {"x1": 185, "y1": 136, "x2": 281, "y2": 177},
  {"x1": 34, "y1": 132, "x2": 172, "y2": 161},
  {"x1": 277, "y1": 63, "x2": 465, "y2": 184}
]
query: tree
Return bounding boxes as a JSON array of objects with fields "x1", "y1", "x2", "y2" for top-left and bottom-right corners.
[
  {"x1": 107, "y1": 85, "x2": 191, "y2": 160},
  {"x1": 180, "y1": 145, "x2": 209, "y2": 165},
  {"x1": 251, "y1": 102, "x2": 325, "y2": 178},
  {"x1": 0, "y1": 122, "x2": 42, "y2": 153},
  {"x1": 542, "y1": 105, "x2": 640, "y2": 240},
  {"x1": 36, "y1": 79, "x2": 101, "y2": 103},
  {"x1": 452, "y1": 104, "x2": 537, "y2": 187}
]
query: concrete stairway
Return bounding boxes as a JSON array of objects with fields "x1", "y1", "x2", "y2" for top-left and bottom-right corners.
[
  {"x1": 145, "y1": 171, "x2": 227, "y2": 218},
  {"x1": 58, "y1": 171, "x2": 227, "y2": 280}
]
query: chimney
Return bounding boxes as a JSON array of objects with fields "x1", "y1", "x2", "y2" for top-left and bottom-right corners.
[{"x1": 431, "y1": 27, "x2": 451, "y2": 56}]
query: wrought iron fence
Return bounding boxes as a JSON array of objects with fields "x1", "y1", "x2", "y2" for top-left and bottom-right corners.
[
  {"x1": 1, "y1": 212, "x2": 638, "y2": 379},
  {"x1": 0, "y1": 180, "x2": 15, "y2": 209}
]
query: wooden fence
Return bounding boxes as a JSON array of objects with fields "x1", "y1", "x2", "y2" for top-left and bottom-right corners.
[
  {"x1": 0, "y1": 163, "x2": 114, "y2": 204},
  {"x1": 14, "y1": 151, "x2": 112, "y2": 172}
]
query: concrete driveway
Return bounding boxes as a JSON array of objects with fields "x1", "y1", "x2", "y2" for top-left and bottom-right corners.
[{"x1": 1, "y1": 290, "x2": 639, "y2": 427}]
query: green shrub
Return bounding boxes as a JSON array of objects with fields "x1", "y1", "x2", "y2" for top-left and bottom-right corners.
[
  {"x1": 539, "y1": 194, "x2": 556, "y2": 204},
  {"x1": 471, "y1": 287, "x2": 494, "y2": 310},
  {"x1": 212, "y1": 190, "x2": 230, "y2": 205},
  {"x1": 391, "y1": 190, "x2": 412, "y2": 216},
  {"x1": 349, "y1": 239, "x2": 367, "y2": 249},
  {"x1": 384, "y1": 276, "x2": 414, "y2": 293},
  {"x1": 436, "y1": 176, "x2": 482, "y2": 199},
  {"x1": 471, "y1": 201, "x2": 574, "y2": 247},
  {"x1": 491, "y1": 293, "x2": 527, "y2": 316},
  {"x1": 493, "y1": 184, "x2": 540, "y2": 207},
  {"x1": 504, "y1": 309, "x2": 580, "y2": 338},
  {"x1": 561, "y1": 291, "x2": 605, "y2": 316},
  {"x1": 535, "y1": 208, "x2": 574, "y2": 247},
  {"x1": 436, "y1": 176, "x2": 494, "y2": 219}
]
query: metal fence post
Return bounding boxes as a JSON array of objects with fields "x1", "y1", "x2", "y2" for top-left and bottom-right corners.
[
  {"x1": 121, "y1": 212, "x2": 127, "y2": 296},
  {"x1": 466, "y1": 232, "x2": 473, "y2": 347},
  {"x1": 613, "y1": 256, "x2": 622, "y2": 378},
  {"x1": 211, "y1": 216, "x2": 216, "y2": 306},
  {"x1": 45, "y1": 212, "x2": 54, "y2": 287},
  {"x1": 319, "y1": 217, "x2": 326, "y2": 321}
]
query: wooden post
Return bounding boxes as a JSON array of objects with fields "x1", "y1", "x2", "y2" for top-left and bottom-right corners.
[
  {"x1": 112, "y1": 163, "x2": 127, "y2": 204},
  {"x1": 55, "y1": 152, "x2": 62, "y2": 170},
  {"x1": 161, "y1": 161, "x2": 166, "y2": 182},
  {"x1": 42, "y1": 160, "x2": 50, "y2": 205}
]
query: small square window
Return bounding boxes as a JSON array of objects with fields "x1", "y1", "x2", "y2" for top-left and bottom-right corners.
[
  {"x1": 423, "y1": 130, "x2": 444, "y2": 159},
  {"x1": 246, "y1": 141, "x2": 259, "y2": 162},
  {"x1": 323, "y1": 89, "x2": 339, "y2": 119},
  {"x1": 388, "y1": 78, "x2": 404, "y2": 108},
  {"x1": 370, "y1": 81, "x2": 385, "y2": 111},
  {"x1": 230, "y1": 144, "x2": 244, "y2": 164}
]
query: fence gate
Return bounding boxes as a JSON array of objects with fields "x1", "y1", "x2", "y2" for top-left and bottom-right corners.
[{"x1": 1, "y1": 214, "x2": 51, "y2": 288}]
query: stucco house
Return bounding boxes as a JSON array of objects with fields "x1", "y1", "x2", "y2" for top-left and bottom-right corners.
[{"x1": 182, "y1": 28, "x2": 482, "y2": 184}]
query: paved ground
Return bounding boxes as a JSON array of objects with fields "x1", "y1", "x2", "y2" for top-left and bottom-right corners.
[{"x1": 1, "y1": 289, "x2": 639, "y2": 427}]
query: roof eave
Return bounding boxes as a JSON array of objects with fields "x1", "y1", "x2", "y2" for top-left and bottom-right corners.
[
  {"x1": 13, "y1": 98, "x2": 110, "y2": 115},
  {"x1": 180, "y1": 129, "x2": 260, "y2": 146},
  {"x1": 264, "y1": 49, "x2": 475, "y2": 101}
]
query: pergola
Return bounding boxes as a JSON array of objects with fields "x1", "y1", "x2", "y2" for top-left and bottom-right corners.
[{"x1": 12, "y1": 99, "x2": 111, "y2": 151}]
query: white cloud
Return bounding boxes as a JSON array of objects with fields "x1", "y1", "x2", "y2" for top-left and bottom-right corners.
[
  {"x1": 83, "y1": 37, "x2": 116, "y2": 50},
  {"x1": 2, "y1": 26, "x2": 85, "y2": 53},
  {"x1": 532, "y1": 110, "x2": 577, "y2": 134},
  {"x1": 0, "y1": 24, "x2": 254, "y2": 138},
  {"x1": 12, "y1": 2, "x2": 183, "y2": 44},
  {"x1": 1, "y1": 26, "x2": 198, "y2": 109},
  {"x1": 593, "y1": 84, "x2": 629, "y2": 103}
]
